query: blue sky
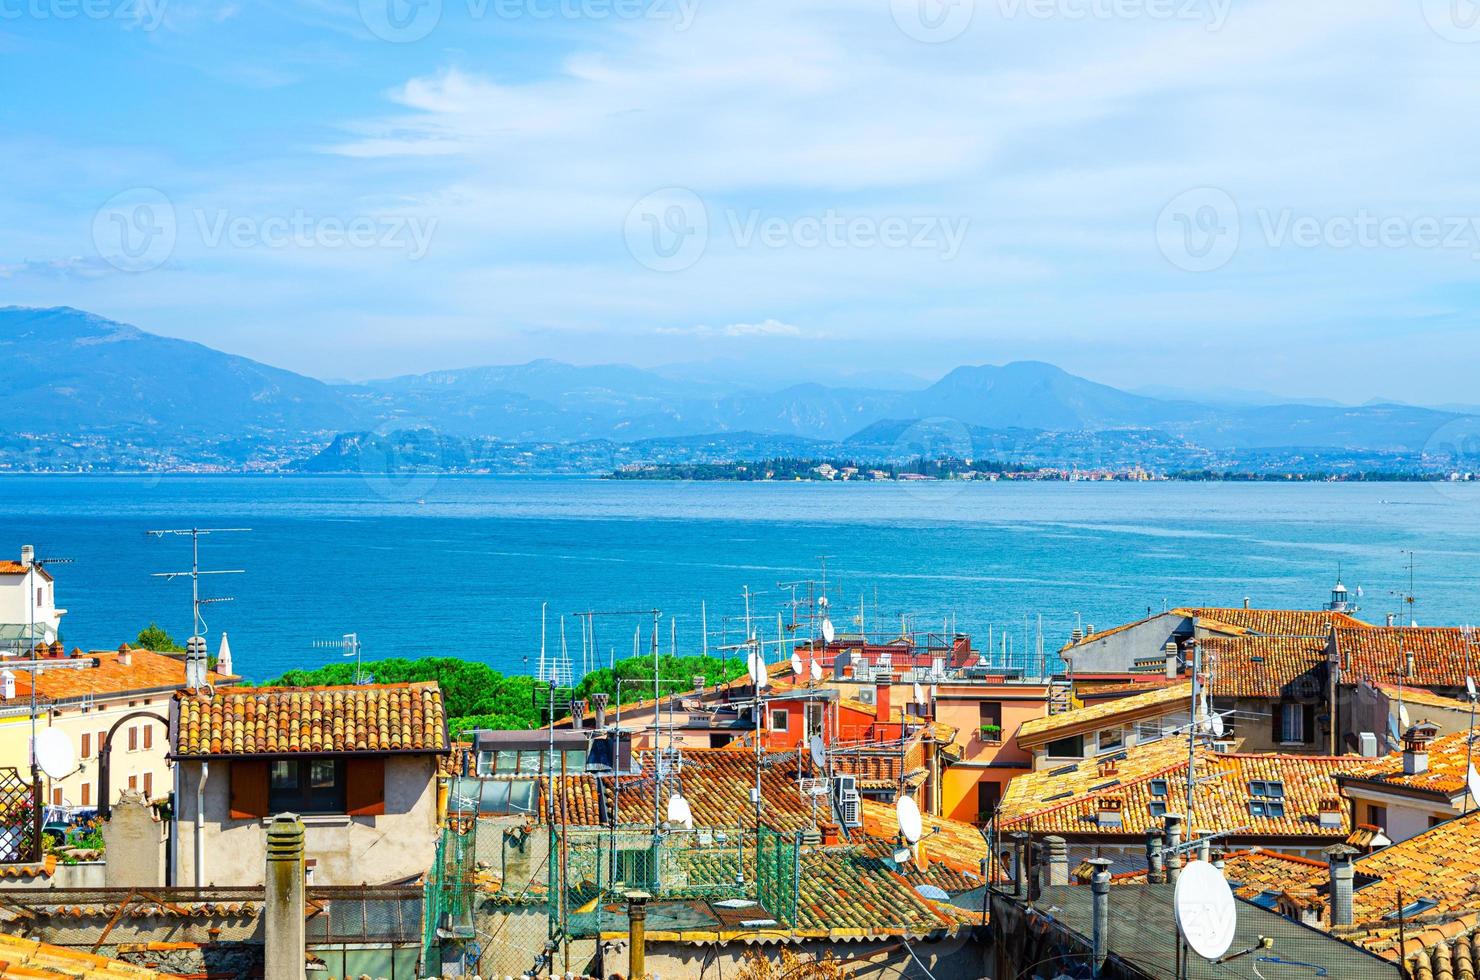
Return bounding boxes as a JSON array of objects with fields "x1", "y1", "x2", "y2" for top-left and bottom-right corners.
[{"x1": 3, "y1": 0, "x2": 1480, "y2": 402}]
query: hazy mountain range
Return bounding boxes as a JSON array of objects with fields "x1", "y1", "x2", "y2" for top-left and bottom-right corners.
[{"x1": 1, "y1": 306, "x2": 1471, "y2": 459}]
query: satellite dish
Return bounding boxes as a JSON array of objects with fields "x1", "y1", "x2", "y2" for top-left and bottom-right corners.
[
  {"x1": 1210, "y1": 713, "x2": 1225, "y2": 738},
  {"x1": 808, "y1": 734, "x2": 826, "y2": 768},
  {"x1": 896, "y1": 795, "x2": 923, "y2": 844},
  {"x1": 810, "y1": 660, "x2": 823, "y2": 682},
  {"x1": 34, "y1": 728, "x2": 76, "y2": 780},
  {"x1": 818, "y1": 595, "x2": 830, "y2": 610},
  {"x1": 791, "y1": 653, "x2": 804, "y2": 676},
  {"x1": 892, "y1": 846, "x2": 912, "y2": 865},
  {"x1": 1174, "y1": 860, "x2": 1238, "y2": 961},
  {"x1": 1400, "y1": 703, "x2": 1412, "y2": 730},
  {"x1": 1468, "y1": 764, "x2": 1480, "y2": 811},
  {"x1": 747, "y1": 650, "x2": 770, "y2": 690},
  {"x1": 666, "y1": 793, "x2": 694, "y2": 830},
  {"x1": 913, "y1": 681, "x2": 925, "y2": 704},
  {"x1": 821, "y1": 618, "x2": 836, "y2": 644}
]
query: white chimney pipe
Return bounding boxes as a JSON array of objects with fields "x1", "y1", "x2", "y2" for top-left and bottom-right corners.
[{"x1": 1, "y1": 670, "x2": 14, "y2": 700}]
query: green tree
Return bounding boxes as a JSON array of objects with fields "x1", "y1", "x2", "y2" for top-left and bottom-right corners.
[{"x1": 136, "y1": 623, "x2": 184, "y2": 652}]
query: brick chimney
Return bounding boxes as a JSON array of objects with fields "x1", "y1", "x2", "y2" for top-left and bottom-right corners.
[
  {"x1": 570, "y1": 700, "x2": 588, "y2": 730},
  {"x1": 1146, "y1": 827, "x2": 1165, "y2": 883},
  {"x1": 1318, "y1": 797, "x2": 1343, "y2": 830},
  {"x1": 1043, "y1": 835, "x2": 1069, "y2": 886},
  {"x1": 1402, "y1": 721, "x2": 1439, "y2": 776},
  {"x1": 1165, "y1": 642, "x2": 1179, "y2": 679},
  {"x1": 592, "y1": 692, "x2": 609, "y2": 729},
  {"x1": 875, "y1": 680, "x2": 892, "y2": 722}
]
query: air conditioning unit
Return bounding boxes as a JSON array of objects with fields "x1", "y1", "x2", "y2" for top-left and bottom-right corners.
[
  {"x1": 833, "y1": 775, "x2": 861, "y2": 827},
  {"x1": 1358, "y1": 732, "x2": 1379, "y2": 758}
]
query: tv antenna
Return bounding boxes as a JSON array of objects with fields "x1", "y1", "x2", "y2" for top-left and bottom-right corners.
[
  {"x1": 312, "y1": 632, "x2": 365, "y2": 685},
  {"x1": 147, "y1": 528, "x2": 250, "y2": 641},
  {"x1": 18, "y1": 551, "x2": 77, "y2": 789}
]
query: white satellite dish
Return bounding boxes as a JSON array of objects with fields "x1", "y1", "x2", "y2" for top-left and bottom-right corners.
[
  {"x1": 1174, "y1": 860, "x2": 1238, "y2": 961},
  {"x1": 809, "y1": 734, "x2": 826, "y2": 768},
  {"x1": 747, "y1": 650, "x2": 770, "y2": 690},
  {"x1": 1468, "y1": 764, "x2": 1480, "y2": 811},
  {"x1": 1400, "y1": 703, "x2": 1412, "y2": 730},
  {"x1": 33, "y1": 728, "x2": 76, "y2": 780},
  {"x1": 1210, "y1": 713, "x2": 1225, "y2": 738},
  {"x1": 821, "y1": 618, "x2": 836, "y2": 644},
  {"x1": 810, "y1": 659, "x2": 823, "y2": 682},
  {"x1": 791, "y1": 653, "x2": 804, "y2": 676},
  {"x1": 896, "y1": 795, "x2": 923, "y2": 844},
  {"x1": 818, "y1": 595, "x2": 830, "y2": 610},
  {"x1": 666, "y1": 793, "x2": 694, "y2": 830},
  {"x1": 912, "y1": 681, "x2": 925, "y2": 704}
]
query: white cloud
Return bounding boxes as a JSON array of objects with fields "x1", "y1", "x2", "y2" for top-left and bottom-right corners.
[{"x1": 655, "y1": 319, "x2": 817, "y2": 339}]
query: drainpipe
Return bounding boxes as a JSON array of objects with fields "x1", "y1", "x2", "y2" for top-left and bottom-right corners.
[
  {"x1": 1087, "y1": 858, "x2": 1113, "y2": 977},
  {"x1": 1007, "y1": 831, "x2": 1030, "y2": 901},
  {"x1": 195, "y1": 761, "x2": 209, "y2": 888},
  {"x1": 1044, "y1": 835, "x2": 1069, "y2": 886},
  {"x1": 1326, "y1": 844, "x2": 1358, "y2": 928},
  {"x1": 626, "y1": 890, "x2": 650, "y2": 980},
  {"x1": 1164, "y1": 813, "x2": 1185, "y2": 883}
]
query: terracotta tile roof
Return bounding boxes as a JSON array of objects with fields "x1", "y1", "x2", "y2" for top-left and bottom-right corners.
[
  {"x1": 173, "y1": 682, "x2": 449, "y2": 757},
  {"x1": 1335, "y1": 627, "x2": 1480, "y2": 689},
  {"x1": 0, "y1": 934, "x2": 159, "y2": 980},
  {"x1": 1098, "y1": 848, "x2": 1327, "y2": 891},
  {"x1": 1201, "y1": 635, "x2": 1328, "y2": 699},
  {"x1": 1179, "y1": 607, "x2": 1368, "y2": 636},
  {"x1": 1336, "y1": 727, "x2": 1480, "y2": 796},
  {"x1": 544, "y1": 774, "x2": 604, "y2": 825},
  {"x1": 1076, "y1": 678, "x2": 1182, "y2": 697},
  {"x1": 1374, "y1": 684, "x2": 1476, "y2": 713},
  {"x1": 0, "y1": 648, "x2": 228, "y2": 705},
  {"x1": 999, "y1": 739, "x2": 1352, "y2": 841},
  {"x1": 1016, "y1": 682, "x2": 1192, "y2": 746}
]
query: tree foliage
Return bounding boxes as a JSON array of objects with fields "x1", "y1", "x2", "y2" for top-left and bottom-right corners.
[
  {"x1": 260, "y1": 652, "x2": 750, "y2": 739},
  {"x1": 135, "y1": 623, "x2": 184, "y2": 652}
]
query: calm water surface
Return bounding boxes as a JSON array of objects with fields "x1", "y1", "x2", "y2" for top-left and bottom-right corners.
[{"x1": 0, "y1": 476, "x2": 1476, "y2": 682}]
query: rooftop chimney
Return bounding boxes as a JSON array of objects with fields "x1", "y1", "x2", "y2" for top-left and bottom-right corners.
[
  {"x1": 1163, "y1": 813, "x2": 1185, "y2": 883},
  {"x1": 1386, "y1": 613, "x2": 1396, "y2": 627},
  {"x1": 692, "y1": 674, "x2": 705, "y2": 692},
  {"x1": 19, "y1": 545, "x2": 33, "y2": 568},
  {"x1": 1243, "y1": 597, "x2": 1251, "y2": 609},
  {"x1": 216, "y1": 632, "x2": 232, "y2": 677},
  {"x1": 118, "y1": 647, "x2": 131, "y2": 667},
  {"x1": 1044, "y1": 835, "x2": 1069, "y2": 886},
  {"x1": 185, "y1": 635, "x2": 208, "y2": 690},
  {"x1": 1402, "y1": 722, "x2": 1439, "y2": 776},
  {"x1": 1088, "y1": 858, "x2": 1113, "y2": 972},
  {"x1": 875, "y1": 680, "x2": 892, "y2": 722},
  {"x1": 1165, "y1": 642, "x2": 1180, "y2": 679},
  {"x1": 1318, "y1": 797, "x2": 1343, "y2": 830},
  {"x1": 0, "y1": 670, "x2": 14, "y2": 701},
  {"x1": 571, "y1": 700, "x2": 588, "y2": 731},
  {"x1": 1071, "y1": 627, "x2": 1084, "y2": 645},
  {"x1": 592, "y1": 692, "x2": 609, "y2": 730},
  {"x1": 1406, "y1": 652, "x2": 1416, "y2": 680},
  {"x1": 265, "y1": 815, "x2": 307, "y2": 980},
  {"x1": 1326, "y1": 844, "x2": 1359, "y2": 928},
  {"x1": 1145, "y1": 827, "x2": 1166, "y2": 883}
]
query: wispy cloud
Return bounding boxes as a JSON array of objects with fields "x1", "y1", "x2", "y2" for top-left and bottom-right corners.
[{"x1": 655, "y1": 319, "x2": 821, "y2": 339}]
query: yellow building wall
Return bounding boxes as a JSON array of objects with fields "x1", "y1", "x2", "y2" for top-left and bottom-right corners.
[{"x1": 0, "y1": 695, "x2": 172, "y2": 811}]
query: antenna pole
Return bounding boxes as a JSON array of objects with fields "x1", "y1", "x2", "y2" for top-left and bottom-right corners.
[
  {"x1": 1187, "y1": 642, "x2": 1201, "y2": 820},
  {"x1": 1465, "y1": 626, "x2": 1477, "y2": 817}
]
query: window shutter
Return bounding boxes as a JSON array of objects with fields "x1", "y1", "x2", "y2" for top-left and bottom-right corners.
[
  {"x1": 345, "y1": 757, "x2": 386, "y2": 817},
  {"x1": 144, "y1": 727, "x2": 153, "y2": 750},
  {"x1": 81, "y1": 733, "x2": 90, "y2": 759},
  {"x1": 1272, "y1": 703, "x2": 1284, "y2": 744},
  {"x1": 1303, "y1": 703, "x2": 1316, "y2": 745},
  {"x1": 229, "y1": 760, "x2": 270, "y2": 819}
]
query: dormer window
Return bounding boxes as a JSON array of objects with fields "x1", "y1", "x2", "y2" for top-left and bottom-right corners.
[
  {"x1": 1249, "y1": 780, "x2": 1285, "y2": 798},
  {"x1": 1150, "y1": 779, "x2": 1168, "y2": 798}
]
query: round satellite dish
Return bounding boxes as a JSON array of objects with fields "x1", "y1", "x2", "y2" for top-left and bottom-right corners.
[
  {"x1": 1400, "y1": 703, "x2": 1412, "y2": 730},
  {"x1": 747, "y1": 650, "x2": 770, "y2": 690},
  {"x1": 34, "y1": 728, "x2": 76, "y2": 780},
  {"x1": 1468, "y1": 675, "x2": 1477, "y2": 700},
  {"x1": 666, "y1": 793, "x2": 694, "y2": 829},
  {"x1": 892, "y1": 846, "x2": 912, "y2": 865},
  {"x1": 1210, "y1": 713, "x2": 1225, "y2": 738},
  {"x1": 809, "y1": 734, "x2": 826, "y2": 768},
  {"x1": 896, "y1": 794, "x2": 923, "y2": 844},
  {"x1": 1174, "y1": 860, "x2": 1238, "y2": 961},
  {"x1": 821, "y1": 618, "x2": 836, "y2": 644},
  {"x1": 912, "y1": 681, "x2": 925, "y2": 704},
  {"x1": 1468, "y1": 764, "x2": 1480, "y2": 811},
  {"x1": 810, "y1": 660, "x2": 823, "y2": 682},
  {"x1": 791, "y1": 653, "x2": 804, "y2": 676}
]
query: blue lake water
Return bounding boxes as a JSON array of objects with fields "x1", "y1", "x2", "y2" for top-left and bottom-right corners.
[{"x1": 1, "y1": 475, "x2": 1478, "y2": 682}]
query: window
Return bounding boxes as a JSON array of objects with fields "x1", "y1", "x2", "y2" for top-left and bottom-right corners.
[
  {"x1": 1149, "y1": 800, "x2": 1167, "y2": 817},
  {"x1": 127, "y1": 775, "x2": 137, "y2": 790},
  {"x1": 51, "y1": 788, "x2": 62, "y2": 806},
  {"x1": 1097, "y1": 728, "x2": 1125, "y2": 754},
  {"x1": 1150, "y1": 779, "x2": 1168, "y2": 798},
  {"x1": 81, "y1": 783, "x2": 90, "y2": 806},
  {"x1": 143, "y1": 727, "x2": 153, "y2": 750},
  {"x1": 1137, "y1": 718, "x2": 1166, "y2": 744},
  {"x1": 979, "y1": 701, "x2": 1003, "y2": 733},
  {"x1": 769, "y1": 710, "x2": 789, "y2": 732},
  {"x1": 1249, "y1": 780, "x2": 1285, "y2": 798},
  {"x1": 1386, "y1": 898, "x2": 1439, "y2": 920},
  {"x1": 127, "y1": 727, "x2": 138, "y2": 752},
  {"x1": 143, "y1": 772, "x2": 152, "y2": 797},
  {"x1": 977, "y1": 780, "x2": 1001, "y2": 822},
  {"x1": 81, "y1": 733, "x2": 91, "y2": 759},
  {"x1": 97, "y1": 731, "x2": 106, "y2": 756},
  {"x1": 1249, "y1": 799, "x2": 1285, "y2": 818},
  {"x1": 269, "y1": 759, "x2": 347, "y2": 815},
  {"x1": 1368, "y1": 804, "x2": 1388, "y2": 830},
  {"x1": 1046, "y1": 734, "x2": 1085, "y2": 759}
]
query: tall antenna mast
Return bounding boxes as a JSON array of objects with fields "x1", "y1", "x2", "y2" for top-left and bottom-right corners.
[
  {"x1": 147, "y1": 528, "x2": 250, "y2": 641},
  {"x1": 312, "y1": 632, "x2": 364, "y2": 684}
]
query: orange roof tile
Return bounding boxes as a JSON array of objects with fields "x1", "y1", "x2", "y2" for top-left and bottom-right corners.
[
  {"x1": 1179, "y1": 607, "x2": 1368, "y2": 636},
  {"x1": 999, "y1": 739, "x2": 1352, "y2": 841},
  {"x1": 173, "y1": 682, "x2": 449, "y2": 757},
  {"x1": 1336, "y1": 627, "x2": 1480, "y2": 689},
  {"x1": 0, "y1": 561, "x2": 52, "y2": 581},
  {"x1": 1202, "y1": 635, "x2": 1328, "y2": 699},
  {"x1": 860, "y1": 799, "x2": 988, "y2": 876},
  {"x1": 1336, "y1": 727, "x2": 1480, "y2": 796},
  {"x1": 1017, "y1": 682, "x2": 1192, "y2": 746},
  {"x1": 1372, "y1": 684, "x2": 1475, "y2": 713}
]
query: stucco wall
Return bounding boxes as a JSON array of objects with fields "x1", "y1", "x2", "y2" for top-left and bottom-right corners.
[{"x1": 174, "y1": 755, "x2": 440, "y2": 887}]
